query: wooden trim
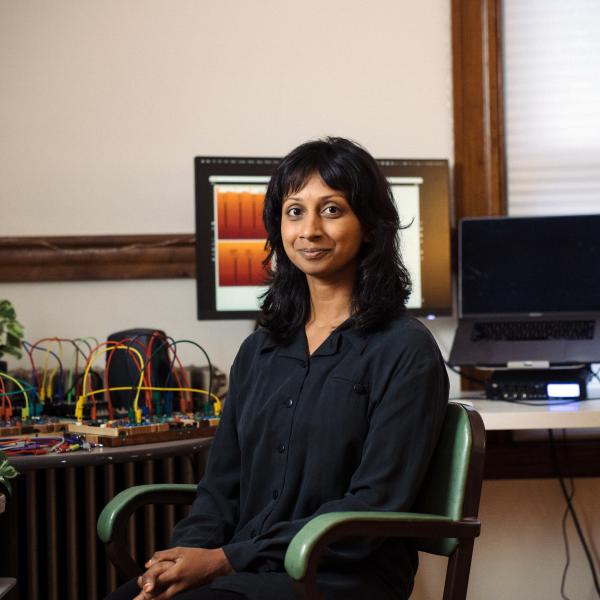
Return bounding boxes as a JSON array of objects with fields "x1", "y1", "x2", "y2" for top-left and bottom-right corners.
[
  {"x1": 0, "y1": 234, "x2": 196, "y2": 282},
  {"x1": 452, "y1": 0, "x2": 507, "y2": 390},
  {"x1": 452, "y1": 0, "x2": 507, "y2": 221},
  {"x1": 484, "y1": 432, "x2": 600, "y2": 479}
]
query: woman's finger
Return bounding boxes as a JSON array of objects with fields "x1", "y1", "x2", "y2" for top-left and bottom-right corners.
[
  {"x1": 139, "y1": 560, "x2": 176, "y2": 593},
  {"x1": 145, "y1": 582, "x2": 183, "y2": 600},
  {"x1": 147, "y1": 548, "x2": 181, "y2": 566}
]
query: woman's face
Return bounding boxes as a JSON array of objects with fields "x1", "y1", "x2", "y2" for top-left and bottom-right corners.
[{"x1": 281, "y1": 173, "x2": 364, "y2": 284}]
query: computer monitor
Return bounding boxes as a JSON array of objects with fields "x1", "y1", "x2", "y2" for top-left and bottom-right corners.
[
  {"x1": 195, "y1": 156, "x2": 452, "y2": 320},
  {"x1": 459, "y1": 214, "x2": 600, "y2": 316}
]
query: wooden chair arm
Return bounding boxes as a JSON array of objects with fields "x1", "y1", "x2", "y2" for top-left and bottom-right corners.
[
  {"x1": 97, "y1": 483, "x2": 197, "y2": 579},
  {"x1": 284, "y1": 511, "x2": 481, "y2": 600}
]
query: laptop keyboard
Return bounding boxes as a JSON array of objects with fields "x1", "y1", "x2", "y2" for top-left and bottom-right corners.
[{"x1": 472, "y1": 320, "x2": 595, "y2": 342}]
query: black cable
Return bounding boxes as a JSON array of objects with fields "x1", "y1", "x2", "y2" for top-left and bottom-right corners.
[
  {"x1": 500, "y1": 397, "x2": 581, "y2": 407},
  {"x1": 548, "y1": 429, "x2": 600, "y2": 598},
  {"x1": 447, "y1": 396, "x2": 599, "y2": 407},
  {"x1": 559, "y1": 429, "x2": 575, "y2": 600},
  {"x1": 74, "y1": 337, "x2": 93, "y2": 355},
  {"x1": 561, "y1": 500, "x2": 573, "y2": 600},
  {"x1": 128, "y1": 336, "x2": 215, "y2": 414},
  {"x1": 121, "y1": 332, "x2": 157, "y2": 407},
  {"x1": 444, "y1": 362, "x2": 488, "y2": 385},
  {"x1": 449, "y1": 394, "x2": 600, "y2": 406},
  {"x1": 163, "y1": 339, "x2": 214, "y2": 406},
  {"x1": 120, "y1": 332, "x2": 180, "y2": 409},
  {"x1": 22, "y1": 342, "x2": 66, "y2": 403}
]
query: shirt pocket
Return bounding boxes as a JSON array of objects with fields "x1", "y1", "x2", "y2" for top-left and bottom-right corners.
[{"x1": 316, "y1": 375, "x2": 371, "y2": 435}]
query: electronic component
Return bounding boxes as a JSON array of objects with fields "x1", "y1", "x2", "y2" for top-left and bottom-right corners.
[{"x1": 485, "y1": 368, "x2": 590, "y2": 400}]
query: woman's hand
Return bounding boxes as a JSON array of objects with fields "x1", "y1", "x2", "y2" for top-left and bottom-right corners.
[{"x1": 133, "y1": 547, "x2": 234, "y2": 600}]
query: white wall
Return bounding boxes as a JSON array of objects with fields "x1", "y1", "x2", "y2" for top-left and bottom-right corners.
[
  {"x1": 0, "y1": 0, "x2": 458, "y2": 387},
  {"x1": 2, "y1": 2, "x2": 598, "y2": 599},
  {"x1": 415, "y1": 478, "x2": 600, "y2": 600}
]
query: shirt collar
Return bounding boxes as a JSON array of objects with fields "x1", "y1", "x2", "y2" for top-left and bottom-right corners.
[{"x1": 259, "y1": 319, "x2": 368, "y2": 359}]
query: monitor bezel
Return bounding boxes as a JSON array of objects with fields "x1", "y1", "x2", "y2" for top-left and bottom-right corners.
[{"x1": 195, "y1": 156, "x2": 453, "y2": 320}]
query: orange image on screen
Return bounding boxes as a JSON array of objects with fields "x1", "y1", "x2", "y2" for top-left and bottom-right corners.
[
  {"x1": 217, "y1": 190, "x2": 266, "y2": 239},
  {"x1": 218, "y1": 241, "x2": 269, "y2": 286}
]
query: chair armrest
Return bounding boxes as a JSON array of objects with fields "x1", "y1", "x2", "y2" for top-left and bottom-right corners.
[
  {"x1": 97, "y1": 483, "x2": 197, "y2": 543},
  {"x1": 97, "y1": 483, "x2": 197, "y2": 579},
  {"x1": 284, "y1": 511, "x2": 481, "y2": 582}
]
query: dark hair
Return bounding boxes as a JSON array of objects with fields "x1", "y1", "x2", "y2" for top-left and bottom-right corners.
[{"x1": 258, "y1": 136, "x2": 412, "y2": 343}]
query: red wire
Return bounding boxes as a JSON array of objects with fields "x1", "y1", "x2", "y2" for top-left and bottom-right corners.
[
  {"x1": 169, "y1": 345, "x2": 193, "y2": 412},
  {"x1": 29, "y1": 337, "x2": 85, "y2": 407},
  {"x1": 145, "y1": 333, "x2": 160, "y2": 414},
  {"x1": 83, "y1": 340, "x2": 125, "y2": 420},
  {"x1": 0, "y1": 376, "x2": 7, "y2": 420},
  {"x1": 24, "y1": 342, "x2": 39, "y2": 403},
  {"x1": 103, "y1": 339, "x2": 145, "y2": 420}
]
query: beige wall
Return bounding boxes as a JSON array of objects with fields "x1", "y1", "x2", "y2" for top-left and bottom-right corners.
[
  {"x1": 416, "y1": 478, "x2": 600, "y2": 599},
  {"x1": 1, "y1": 2, "x2": 598, "y2": 598},
  {"x1": 0, "y1": 0, "x2": 457, "y2": 380}
]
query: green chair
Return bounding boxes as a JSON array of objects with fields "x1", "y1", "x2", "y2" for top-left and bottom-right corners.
[{"x1": 98, "y1": 402, "x2": 486, "y2": 599}]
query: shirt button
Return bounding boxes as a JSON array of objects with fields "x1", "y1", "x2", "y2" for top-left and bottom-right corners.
[
  {"x1": 277, "y1": 443, "x2": 286, "y2": 453},
  {"x1": 272, "y1": 489, "x2": 279, "y2": 499},
  {"x1": 353, "y1": 383, "x2": 366, "y2": 394},
  {"x1": 284, "y1": 398, "x2": 293, "y2": 408}
]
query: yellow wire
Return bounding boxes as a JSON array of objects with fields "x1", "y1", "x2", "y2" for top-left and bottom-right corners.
[
  {"x1": 77, "y1": 345, "x2": 145, "y2": 423},
  {"x1": 0, "y1": 371, "x2": 30, "y2": 419},
  {"x1": 79, "y1": 385, "x2": 222, "y2": 411},
  {"x1": 46, "y1": 338, "x2": 64, "y2": 400},
  {"x1": 40, "y1": 345, "x2": 52, "y2": 402}
]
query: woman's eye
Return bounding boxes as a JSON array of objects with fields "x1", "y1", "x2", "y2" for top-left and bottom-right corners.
[
  {"x1": 323, "y1": 205, "x2": 340, "y2": 216},
  {"x1": 286, "y1": 206, "x2": 302, "y2": 217}
]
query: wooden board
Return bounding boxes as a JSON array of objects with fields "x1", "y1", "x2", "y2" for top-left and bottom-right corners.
[
  {"x1": 0, "y1": 425, "x2": 20, "y2": 436},
  {"x1": 67, "y1": 423, "x2": 170, "y2": 437},
  {"x1": 88, "y1": 425, "x2": 217, "y2": 447},
  {"x1": 32, "y1": 421, "x2": 70, "y2": 433}
]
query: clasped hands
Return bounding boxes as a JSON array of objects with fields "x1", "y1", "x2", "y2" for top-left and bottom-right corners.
[{"x1": 133, "y1": 547, "x2": 233, "y2": 600}]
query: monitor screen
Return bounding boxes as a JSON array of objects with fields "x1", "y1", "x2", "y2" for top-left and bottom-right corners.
[
  {"x1": 195, "y1": 156, "x2": 452, "y2": 320},
  {"x1": 459, "y1": 214, "x2": 600, "y2": 316}
]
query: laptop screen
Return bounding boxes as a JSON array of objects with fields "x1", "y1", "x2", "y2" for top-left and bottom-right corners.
[{"x1": 459, "y1": 214, "x2": 600, "y2": 316}]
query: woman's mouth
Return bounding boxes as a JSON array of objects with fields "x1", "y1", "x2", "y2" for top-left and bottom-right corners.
[{"x1": 299, "y1": 248, "x2": 331, "y2": 260}]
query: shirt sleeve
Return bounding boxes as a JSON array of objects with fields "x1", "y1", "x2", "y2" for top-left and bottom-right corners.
[
  {"x1": 169, "y1": 349, "x2": 243, "y2": 549},
  {"x1": 222, "y1": 336, "x2": 449, "y2": 571}
]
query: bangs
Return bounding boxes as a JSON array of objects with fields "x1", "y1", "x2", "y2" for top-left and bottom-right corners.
[{"x1": 281, "y1": 149, "x2": 356, "y2": 201}]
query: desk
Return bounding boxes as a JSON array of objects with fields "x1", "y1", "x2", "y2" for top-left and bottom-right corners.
[
  {"x1": 463, "y1": 398, "x2": 600, "y2": 430},
  {"x1": 454, "y1": 397, "x2": 600, "y2": 479}
]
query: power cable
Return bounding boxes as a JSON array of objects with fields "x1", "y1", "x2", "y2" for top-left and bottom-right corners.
[{"x1": 549, "y1": 429, "x2": 600, "y2": 598}]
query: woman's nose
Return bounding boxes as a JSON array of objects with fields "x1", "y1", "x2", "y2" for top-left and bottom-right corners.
[{"x1": 300, "y1": 212, "x2": 322, "y2": 239}]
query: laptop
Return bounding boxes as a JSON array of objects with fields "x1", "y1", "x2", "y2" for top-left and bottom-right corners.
[{"x1": 448, "y1": 214, "x2": 600, "y2": 368}]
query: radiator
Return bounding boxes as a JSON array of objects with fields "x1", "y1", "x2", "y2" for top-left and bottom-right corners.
[{"x1": 0, "y1": 444, "x2": 211, "y2": 600}]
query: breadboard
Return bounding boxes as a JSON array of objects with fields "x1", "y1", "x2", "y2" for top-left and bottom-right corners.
[{"x1": 67, "y1": 421, "x2": 217, "y2": 446}]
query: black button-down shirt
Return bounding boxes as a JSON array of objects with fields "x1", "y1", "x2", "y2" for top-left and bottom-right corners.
[{"x1": 171, "y1": 315, "x2": 449, "y2": 599}]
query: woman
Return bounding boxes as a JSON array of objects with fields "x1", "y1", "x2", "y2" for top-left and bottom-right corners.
[{"x1": 108, "y1": 137, "x2": 448, "y2": 600}]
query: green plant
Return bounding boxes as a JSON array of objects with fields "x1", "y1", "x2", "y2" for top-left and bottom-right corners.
[
  {"x1": 0, "y1": 451, "x2": 19, "y2": 496},
  {"x1": 0, "y1": 299, "x2": 24, "y2": 361}
]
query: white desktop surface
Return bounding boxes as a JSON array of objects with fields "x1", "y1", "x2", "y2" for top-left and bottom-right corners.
[{"x1": 454, "y1": 397, "x2": 600, "y2": 430}]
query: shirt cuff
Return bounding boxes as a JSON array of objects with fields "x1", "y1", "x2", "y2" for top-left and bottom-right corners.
[{"x1": 222, "y1": 539, "x2": 258, "y2": 572}]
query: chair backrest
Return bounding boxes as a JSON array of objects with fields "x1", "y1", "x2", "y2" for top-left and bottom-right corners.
[{"x1": 412, "y1": 402, "x2": 486, "y2": 556}]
